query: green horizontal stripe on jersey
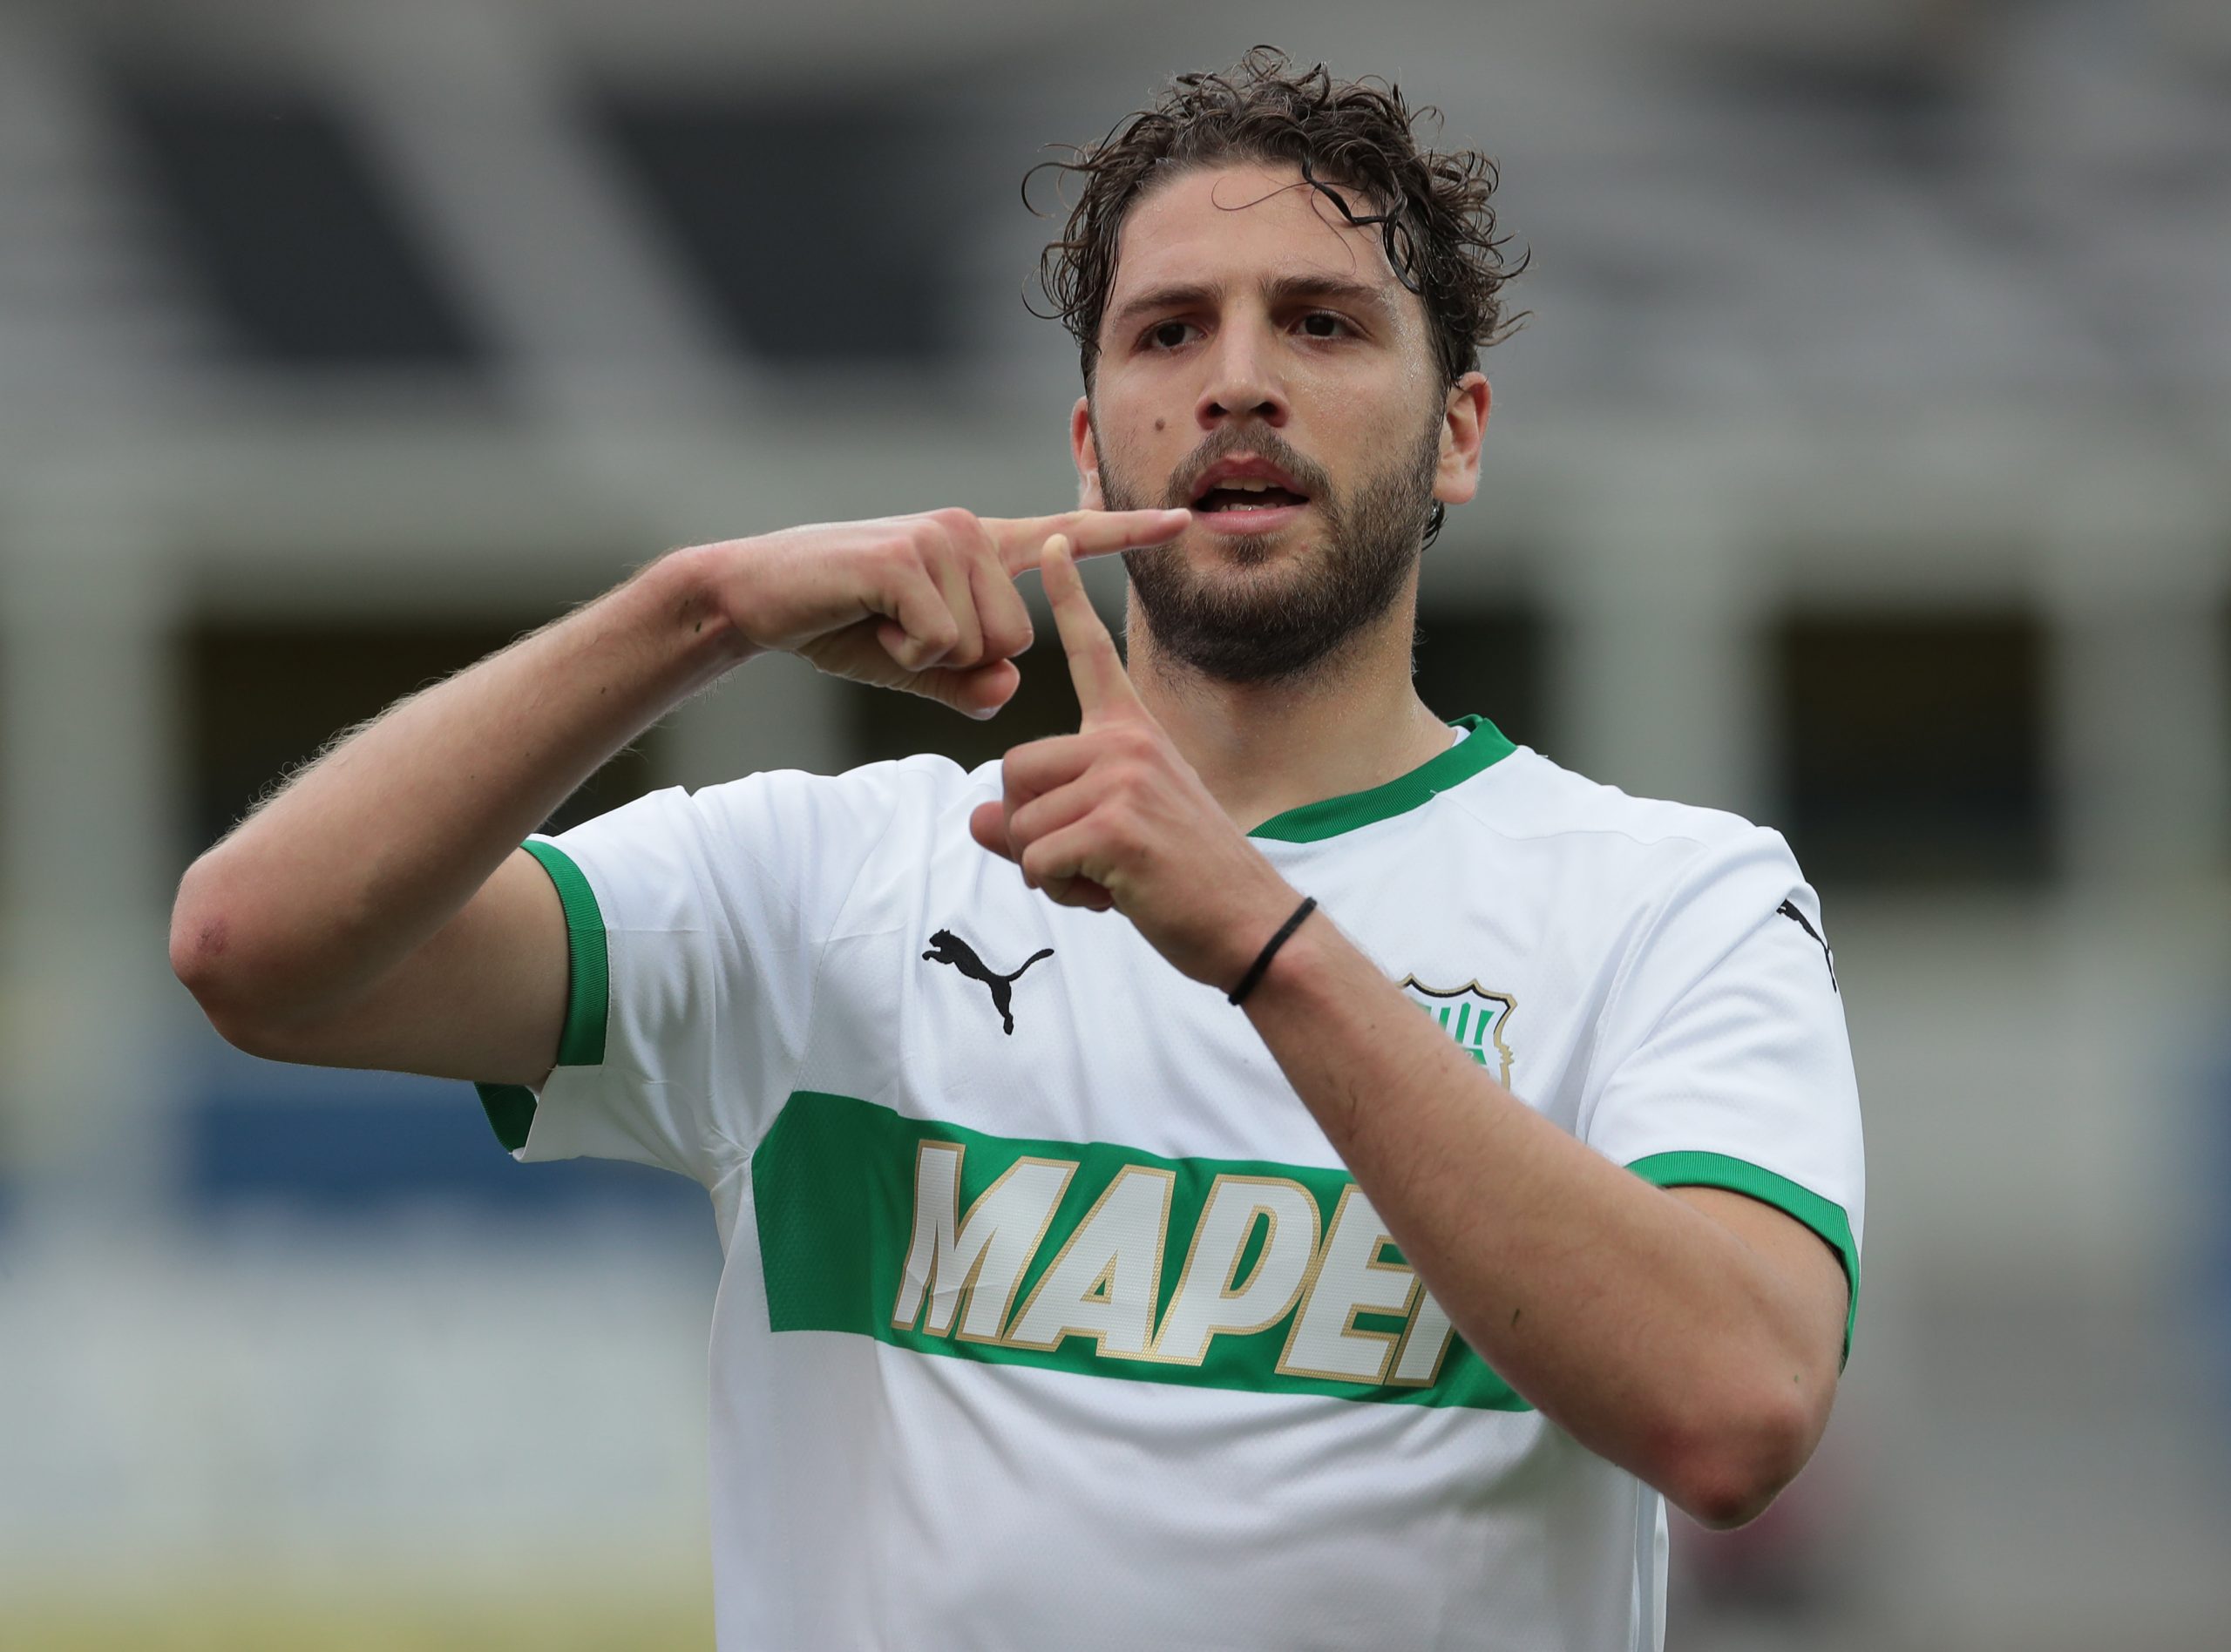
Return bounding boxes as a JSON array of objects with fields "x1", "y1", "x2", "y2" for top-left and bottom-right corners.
[
  {"x1": 1627, "y1": 1151, "x2": 1860, "y2": 1363},
  {"x1": 471, "y1": 838, "x2": 610, "y2": 1153},
  {"x1": 752, "y1": 1090, "x2": 1532, "y2": 1412},
  {"x1": 1248, "y1": 715, "x2": 1516, "y2": 843}
]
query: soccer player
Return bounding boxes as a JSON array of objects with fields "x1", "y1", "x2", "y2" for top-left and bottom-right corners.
[{"x1": 171, "y1": 51, "x2": 1862, "y2": 1652}]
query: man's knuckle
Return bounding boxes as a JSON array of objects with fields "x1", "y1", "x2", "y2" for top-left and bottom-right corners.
[{"x1": 927, "y1": 505, "x2": 980, "y2": 540}]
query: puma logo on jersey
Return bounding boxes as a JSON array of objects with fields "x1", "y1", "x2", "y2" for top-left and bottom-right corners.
[
  {"x1": 923, "y1": 930, "x2": 1054, "y2": 1035},
  {"x1": 1774, "y1": 900, "x2": 1839, "y2": 992}
]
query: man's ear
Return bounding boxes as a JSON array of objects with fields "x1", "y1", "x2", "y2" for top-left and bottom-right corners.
[
  {"x1": 1070, "y1": 396, "x2": 1105, "y2": 509},
  {"x1": 1433, "y1": 373, "x2": 1491, "y2": 508}
]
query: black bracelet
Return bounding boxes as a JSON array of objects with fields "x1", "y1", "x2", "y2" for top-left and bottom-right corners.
[{"x1": 1227, "y1": 896, "x2": 1318, "y2": 1006}]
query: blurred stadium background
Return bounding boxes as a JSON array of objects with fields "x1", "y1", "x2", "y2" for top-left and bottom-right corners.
[{"x1": 2, "y1": 0, "x2": 2228, "y2": 1647}]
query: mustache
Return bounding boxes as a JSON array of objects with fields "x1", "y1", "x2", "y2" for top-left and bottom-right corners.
[{"x1": 1161, "y1": 429, "x2": 1333, "y2": 509}]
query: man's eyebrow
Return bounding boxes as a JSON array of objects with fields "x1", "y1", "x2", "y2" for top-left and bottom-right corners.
[
  {"x1": 1107, "y1": 281, "x2": 1222, "y2": 334},
  {"x1": 1106, "y1": 274, "x2": 1398, "y2": 335},
  {"x1": 1262, "y1": 274, "x2": 1397, "y2": 320}
]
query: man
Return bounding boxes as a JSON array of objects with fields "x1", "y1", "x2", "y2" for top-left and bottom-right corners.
[{"x1": 172, "y1": 51, "x2": 1861, "y2": 1652}]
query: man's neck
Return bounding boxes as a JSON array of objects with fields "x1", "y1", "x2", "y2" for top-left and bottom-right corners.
[{"x1": 1122, "y1": 597, "x2": 1456, "y2": 836}]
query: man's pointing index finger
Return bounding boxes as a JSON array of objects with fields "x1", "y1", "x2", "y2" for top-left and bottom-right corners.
[
  {"x1": 988, "y1": 507, "x2": 1190, "y2": 577},
  {"x1": 1041, "y1": 532, "x2": 1144, "y2": 721}
]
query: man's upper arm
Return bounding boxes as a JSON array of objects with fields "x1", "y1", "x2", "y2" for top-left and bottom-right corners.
[
  {"x1": 1669, "y1": 1185, "x2": 1851, "y2": 1397},
  {"x1": 1583, "y1": 827, "x2": 1867, "y2": 1357},
  {"x1": 244, "y1": 847, "x2": 569, "y2": 1085}
]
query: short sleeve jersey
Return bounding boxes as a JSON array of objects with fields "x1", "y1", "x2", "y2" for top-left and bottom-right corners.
[{"x1": 477, "y1": 717, "x2": 1864, "y2": 1652}]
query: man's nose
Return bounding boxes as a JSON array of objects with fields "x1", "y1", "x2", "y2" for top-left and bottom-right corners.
[{"x1": 1195, "y1": 320, "x2": 1288, "y2": 430}]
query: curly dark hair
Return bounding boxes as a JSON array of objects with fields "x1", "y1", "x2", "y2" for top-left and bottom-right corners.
[{"x1": 1028, "y1": 47, "x2": 1529, "y2": 394}]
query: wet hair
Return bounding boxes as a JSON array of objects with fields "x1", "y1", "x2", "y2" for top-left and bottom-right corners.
[{"x1": 1028, "y1": 46, "x2": 1529, "y2": 395}]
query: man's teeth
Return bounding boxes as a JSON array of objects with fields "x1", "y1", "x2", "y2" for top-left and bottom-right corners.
[{"x1": 1195, "y1": 477, "x2": 1303, "y2": 512}]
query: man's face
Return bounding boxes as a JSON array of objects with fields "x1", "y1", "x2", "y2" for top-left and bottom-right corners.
[{"x1": 1074, "y1": 159, "x2": 1488, "y2": 684}]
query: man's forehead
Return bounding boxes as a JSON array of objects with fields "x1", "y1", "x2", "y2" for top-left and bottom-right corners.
[{"x1": 1108, "y1": 160, "x2": 1403, "y2": 306}]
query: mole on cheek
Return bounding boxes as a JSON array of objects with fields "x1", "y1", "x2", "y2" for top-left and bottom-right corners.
[{"x1": 1154, "y1": 418, "x2": 1166, "y2": 431}]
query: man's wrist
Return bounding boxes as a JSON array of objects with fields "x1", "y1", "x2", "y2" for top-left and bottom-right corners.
[
  {"x1": 1226, "y1": 894, "x2": 1319, "y2": 1005},
  {"x1": 646, "y1": 542, "x2": 760, "y2": 673},
  {"x1": 1231, "y1": 887, "x2": 1312, "y2": 1003}
]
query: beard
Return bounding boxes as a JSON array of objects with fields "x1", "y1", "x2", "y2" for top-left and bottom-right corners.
[{"x1": 1099, "y1": 413, "x2": 1442, "y2": 686}]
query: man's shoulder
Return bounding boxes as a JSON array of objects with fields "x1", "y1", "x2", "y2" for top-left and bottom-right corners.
[
  {"x1": 1453, "y1": 746, "x2": 1781, "y2": 865},
  {"x1": 560, "y1": 752, "x2": 987, "y2": 890},
  {"x1": 1432, "y1": 748, "x2": 1818, "y2": 956},
  {"x1": 687, "y1": 749, "x2": 989, "y2": 823}
]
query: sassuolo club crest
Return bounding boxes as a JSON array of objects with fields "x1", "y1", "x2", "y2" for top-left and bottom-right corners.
[{"x1": 1397, "y1": 976, "x2": 1517, "y2": 1087}]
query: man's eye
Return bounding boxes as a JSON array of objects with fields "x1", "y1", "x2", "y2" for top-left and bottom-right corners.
[
  {"x1": 1148, "y1": 321, "x2": 1196, "y2": 349},
  {"x1": 1300, "y1": 312, "x2": 1349, "y2": 339}
]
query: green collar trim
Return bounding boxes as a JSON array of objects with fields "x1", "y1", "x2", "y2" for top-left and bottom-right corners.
[{"x1": 1248, "y1": 714, "x2": 1517, "y2": 844}]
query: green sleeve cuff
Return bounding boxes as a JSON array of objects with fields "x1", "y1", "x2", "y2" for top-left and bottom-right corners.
[
  {"x1": 1627, "y1": 1150, "x2": 1861, "y2": 1365},
  {"x1": 473, "y1": 838, "x2": 610, "y2": 1153}
]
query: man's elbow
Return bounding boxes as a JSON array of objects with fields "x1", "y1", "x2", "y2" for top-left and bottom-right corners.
[
  {"x1": 1653, "y1": 1381, "x2": 1825, "y2": 1531},
  {"x1": 169, "y1": 857, "x2": 294, "y2": 1058},
  {"x1": 171, "y1": 856, "x2": 238, "y2": 1004}
]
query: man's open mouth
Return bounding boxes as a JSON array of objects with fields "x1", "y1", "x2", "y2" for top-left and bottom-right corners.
[
  {"x1": 1188, "y1": 457, "x2": 1312, "y2": 517},
  {"x1": 1194, "y1": 481, "x2": 1310, "y2": 514}
]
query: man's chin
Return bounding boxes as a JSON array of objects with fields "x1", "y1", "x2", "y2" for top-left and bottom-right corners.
[
  {"x1": 1177, "y1": 508, "x2": 1322, "y2": 572},
  {"x1": 1130, "y1": 536, "x2": 1319, "y2": 619}
]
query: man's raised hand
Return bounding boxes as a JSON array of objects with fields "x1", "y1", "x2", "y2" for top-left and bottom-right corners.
[
  {"x1": 968, "y1": 534, "x2": 1301, "y2": 991},
  {"x1": 695, "y1": 506, "x2": 1190, "y2": 718}
]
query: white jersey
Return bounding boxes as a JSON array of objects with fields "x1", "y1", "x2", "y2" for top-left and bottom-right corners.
[{"x1": 477, "y1": 716, "x2": 1863, "y2": 1652}]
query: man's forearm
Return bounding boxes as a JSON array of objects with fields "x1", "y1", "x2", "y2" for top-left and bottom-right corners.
[
  {"x1": 172, "y1": 545, "x2": 744, "y2": 1027},
  {"x1": 1238, "y1": 910, "x2": 1834, "y2": 1521},
  {"x1": 176, "y1": 505, "x2": 1188, "y2": 1066}
]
